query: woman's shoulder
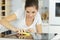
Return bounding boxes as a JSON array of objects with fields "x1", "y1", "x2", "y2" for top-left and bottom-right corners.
[
  {"x1": 35, "y1": 12, "x2": 42, "y2": 24},
  {"x1": 36, "y1": 12, "x2": 41, "y2": 18}
]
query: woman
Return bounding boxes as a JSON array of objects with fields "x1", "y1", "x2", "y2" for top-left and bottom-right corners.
[{"x1": 0, "y1": 0, "x2": 42, "y2": 34}]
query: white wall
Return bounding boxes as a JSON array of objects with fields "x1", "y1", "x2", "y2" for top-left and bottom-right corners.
[
  {"x1": 11, "y1": 0, "x2": 25, "y2": 12},
  {"x1": 11, "y1": 0, "x2": 49, "y2": 12},
  {"x1": 43, "y1": 0, "x2": 49, "y2": 7}
]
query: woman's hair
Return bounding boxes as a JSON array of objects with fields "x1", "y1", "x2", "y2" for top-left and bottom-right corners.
[{"x1": 25, "y1": 0, "x2": 38, "y2": 10}]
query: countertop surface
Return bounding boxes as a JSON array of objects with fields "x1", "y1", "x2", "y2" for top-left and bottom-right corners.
[{"x1": 0, "y1": 33, "x2": 55, "y2": 40}]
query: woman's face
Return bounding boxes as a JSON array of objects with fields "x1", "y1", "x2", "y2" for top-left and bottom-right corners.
[{"x1": 25, "y1": 6, "x2": 38, "y2": 19}]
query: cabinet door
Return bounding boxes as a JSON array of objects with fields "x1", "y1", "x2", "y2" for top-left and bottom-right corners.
[{"x1": 42, "y1": 25, "x2": 49, "y2": 33}]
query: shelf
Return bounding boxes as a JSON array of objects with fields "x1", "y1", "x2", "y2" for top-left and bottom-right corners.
[
  {"x1": 0, "y1": 4, "x2": 11, "y2": 6},
  {"x1": 0, "y1": 10, "x2": 5, "y2": 12},
  {"x1": 0, "y1": 0, "x2": 11, "y2": 19},
  {"x1": 0, "y1": 10, "x2": 11, "y2": 12}
]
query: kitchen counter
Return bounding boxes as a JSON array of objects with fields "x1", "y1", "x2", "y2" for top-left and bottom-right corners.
[
  {"x1": 0, "y1": 33, "x2": 55, "y2": 40},
  {"x1": 51, "y1": 34, "x2": 60, "y2": 40},
  {"x1": 0, "y1": 38, "x2": 33, "y2": 40},
  {"x1": 0, "y1": 33, "x2": 33, "y2": 39}
]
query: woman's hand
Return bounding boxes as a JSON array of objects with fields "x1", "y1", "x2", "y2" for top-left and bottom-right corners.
[
  {"x1": 16, "y1": 29, "x2": 26, "y2": 37},
  {"x1": 17, "y1": 29, "x2": 26, "y2": 34}
]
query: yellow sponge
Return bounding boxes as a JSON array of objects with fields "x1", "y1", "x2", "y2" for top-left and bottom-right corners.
[{"x1": 22, "y1": 32, "x2": 30, "y2": 36}]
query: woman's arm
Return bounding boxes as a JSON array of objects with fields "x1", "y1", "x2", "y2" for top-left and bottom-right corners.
[
  {"x1": 36, "y1": 24, "x2": 42, "y2": 33},
  {"x1": 0, "y1": 14, "x2": 20, "y2": 32},
  {"x1": 3, "y1": 14, "x2": 17, "y2": 22}
]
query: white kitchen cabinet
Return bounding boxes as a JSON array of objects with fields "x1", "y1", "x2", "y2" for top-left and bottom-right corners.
[
  {"x1": 42, "y1": 25, "x2": 49, "y2": 33},
  {"x1": 42, "y1": 23, "x2": 49, "y2": 33},
  {"x1": 49, "y1": 25, "x2": 60, "y2": 34}
]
